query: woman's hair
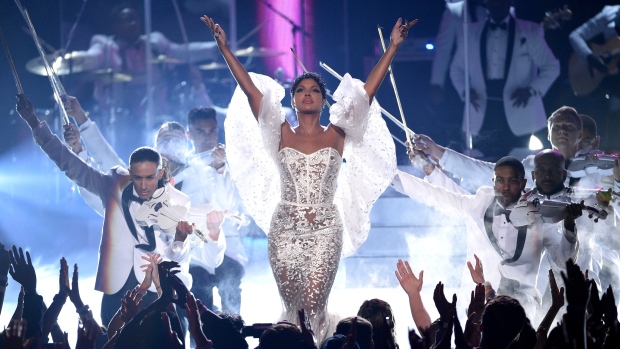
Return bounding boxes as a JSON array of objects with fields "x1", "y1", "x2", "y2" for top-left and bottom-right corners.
[
  {"x1": 290, "y1": 72, "x2": 327, "y2": 100},
  {"x1": 357, "y1": 298, "x2": 399, "y2": 349}
]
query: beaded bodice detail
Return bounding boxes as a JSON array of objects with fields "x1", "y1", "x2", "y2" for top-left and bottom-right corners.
[{"x1": 277, "y1": 147, "x2": 341, "y2": 205}]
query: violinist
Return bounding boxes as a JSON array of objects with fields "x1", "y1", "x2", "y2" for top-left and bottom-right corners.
[
  {"x1": 15, "y1": 94, "x2": 225, "y2": 327},
  {"x1": 393, "y1": 154, "x2": 583, "y2": 321}
]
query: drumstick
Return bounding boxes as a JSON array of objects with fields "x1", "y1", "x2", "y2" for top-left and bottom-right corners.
[
  {"x1": 0, "y1": 26, "x2": 24, "y2": 94},
  {"x1": 290, "y1": 47, "x2": 331, "y2": 108}
]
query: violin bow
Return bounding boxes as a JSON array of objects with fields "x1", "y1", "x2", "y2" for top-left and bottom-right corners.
[
  {"x1": 0, "y1": 25, "x2": 23, "y2": 95},
  {"x1": 14, "y1": 0, "x2": 70, "y2": 125},
  {"x1": 377, "y1": 23, "x2": 417, "y2": 146}
]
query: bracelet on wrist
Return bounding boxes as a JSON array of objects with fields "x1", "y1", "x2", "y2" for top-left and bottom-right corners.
[{"x1": 76, "y1": 304, "x2": 90, "y2": 314}]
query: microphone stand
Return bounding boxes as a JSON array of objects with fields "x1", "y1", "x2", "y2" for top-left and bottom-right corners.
[{"x1": 259, "y1": 0, "x2": 311, "y2": 77}]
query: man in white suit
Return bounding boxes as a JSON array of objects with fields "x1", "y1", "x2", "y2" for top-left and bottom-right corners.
[{"x1": 450, "y1": 0, "x2": 559, "y2": 159}]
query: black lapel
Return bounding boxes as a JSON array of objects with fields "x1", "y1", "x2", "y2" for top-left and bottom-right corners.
[
  {"x1": 121, "y1": 184, "x2": 157, "y2": 252},
  {"x1": 480, "y1": 22, "x2": 490, "y2": 81},
  {"x1": 483, "y1": 198, "x2": 528, "y2": 265}
]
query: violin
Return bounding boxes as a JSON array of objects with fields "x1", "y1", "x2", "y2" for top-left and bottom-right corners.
[
  {"x1": 567, "y1": 151, "x2": 618, "y2": 178},
  {"x1": 134, "y1": 186, "x2": 213, "y2": 243},
  {"x1": 509, "y1": 189, "x2": 609, "y2": 227}
]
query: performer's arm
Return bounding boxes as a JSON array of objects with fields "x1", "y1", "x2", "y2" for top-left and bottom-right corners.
[
  {"x1": 364, "y1": 18, "x2": 416, "y2": 103},
  {"x1": 543, "y1": 203, "x2": 583, "y2": 267},
  {"x1": 16, "y1": 95, "x2": 112, "y2": 199},
  {"x1": 201, "y1": 16, "x2": 263, "y2": 119},
  {"x1": 568, "y1": 9, "x2": 609, "y2": 60}
]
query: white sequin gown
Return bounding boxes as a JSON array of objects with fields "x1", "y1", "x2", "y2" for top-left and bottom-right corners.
[{"x1": 225, "y1": 72, "x2": 396, "y2": 342}]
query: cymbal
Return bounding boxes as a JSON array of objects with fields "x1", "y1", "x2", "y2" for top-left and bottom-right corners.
[
  {"x1": 81, "y1": 69, "x2": 133, "y2": 83},
  {"x1": 151, "y1": 55, "x2": 183, "y2": 64},
  {"x1": 198, "y1": 62, "x2": 228, "y2": 70},
  {"x1": 235, "y1": 46, "x2": 285, "y2": 57},
  {"x1": 26, "y1": 51, "x2": 97, "y2": 76}
]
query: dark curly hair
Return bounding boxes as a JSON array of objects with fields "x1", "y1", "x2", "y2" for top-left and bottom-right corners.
[{"x1": 290, "y1": 72, "x2": 327, "y2": 100}]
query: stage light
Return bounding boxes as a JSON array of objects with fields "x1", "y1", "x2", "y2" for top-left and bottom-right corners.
[
  {"x1": 425, "y1": 43, "x2": 434, "y2": 50},
  {"x1": 529, "y1": 135, "x2": 543, "y2": 150}
]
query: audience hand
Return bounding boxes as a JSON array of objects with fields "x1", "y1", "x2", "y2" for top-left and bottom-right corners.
[
  {"x1": 453, "y1": 311, "x2": 470, "y2": 349},
  {"x1": 75, "y1": 319, "x2": 100, "y2": 349},
  {"x1": 62, "y1": 124, "x2": 83, "y2": 154},
  {"x1": 549, "y1": 269, "x2": 565, "y2": 311},
  {"x1": 433, "y1": 282, "x2": 456, "y2": 323},
  {"x1": 0, "y1": 243, "x2": 10, "y2": 276},
  {"x1": 434, "y1": 310, "x2": 454, "y2": 349},
  {"x1": 161, "y1": 311, "x2": 184, "y2": 349},
  {"x1": 121, "y1": 289, "x2": 143, "y2": 323},
  {"x1": 408, "y1": 329, "x2": 425, "y2": 349},
  {"x1": 561, "y1": 259, "x2": 590, "y2": 309},
  {"x1": 61, "y1": 262, "x2": 84, "y2": 309},
  {"x1": 298, "y1": 308, "x2": 316, "y2": 349},
  {"x1": 601, "y1": 285, "x2": 618, "y2": 329},
  {"x1": 8, "y1": 246, "x2": 36, "y2": 294},
  {"x1": 466, "y1": 283, "x2": 485, "y2": 329},
  {"x1": 11, "y1": 287, "x2": 24, "y2": 321},
  {"x1": 395, "y1": 259, "x2": 423, "y2": 295},
  {"x1": 467, "y1": 254, "x2": 485, "y2": 285},
  {"x1": 3, "y1": 319, "x2": 32, "y2": 349},
  {"x1": 510, "y1": 87, "x2": 532, "y2": 107},
  {"x1": 186, "y1": 293, "x2": 212, "y2": 349}
]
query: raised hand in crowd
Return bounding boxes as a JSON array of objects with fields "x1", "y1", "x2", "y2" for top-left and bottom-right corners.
[
  {"x1": 0, "y1": 243, "x2": 10, "y2": 316},
  {"x1": 8, "y1": 246, "x2": 36, "y2": 295},
  {"x1": 3, "y1": 319, "x2": 32, "y2": 349},
  {"x1": 75, "y1": 319, "x2": 100, "y2": 349},
  {"x1": 186, "y1": 292, "x2": 213, "y2": 349},
  {"x1": 408, "y1": 328, "x2": 425, "y2": 349},
  {"x1": 464, "y1": 283, "x2": 485, "y2": 348},
  {"x1": 561, "y1": 258, "x2": 589, "y2": 349},
  {"x1": 11, "y1": 287, "x2": 24, "y2": 321},
  {"x1": 161, "y1": 311, "x2": 184, "y2": 349},
  {"x1": 467, "y1": 254, "x2": 485, "y2": 285},
  {"x1": 395, "y1": 259, "x2": 431, "y2": 333},
  {"x1": 158, "y1": 261, "x2": 189, "y2": 307},
  {"x1": 298, "y1": 308, "x2": 317, "y2": 349},
  {"x1": 433, "y1": 282, "x2": 456, "y2": 324},
  {"x1": 536, "y1": 270, "x2": 564, "y2": 349},
  {"x1": 140, "y1": 252, "x2": 163, "y2": 295},
  {"x1": 61, "y1": 261, "x2": 85, "y2": 311},
  {"x1": 121, "y1": 289, "x2": 143, "y2": 323}
]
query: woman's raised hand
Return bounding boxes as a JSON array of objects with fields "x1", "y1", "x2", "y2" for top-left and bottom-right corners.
[
  {"x1": 390, "y1": 18, "x2": 418, "y2": 47},
  {"x1": 201, "y1": 15, "x2": 227, "y2": 48}
]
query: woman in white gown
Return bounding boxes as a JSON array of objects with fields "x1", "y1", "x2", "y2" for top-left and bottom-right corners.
[{"x1": 201, "y1": 15, "x2": 415, "y2": 342}]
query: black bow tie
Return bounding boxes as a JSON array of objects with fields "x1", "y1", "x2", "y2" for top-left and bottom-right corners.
[
  {"x1": 129, "y1": 194, "x2": 144, "y2": 205},
  {"x1": 494, "y1": 205, "x2": 512, "y2": 223},
  {"x1": 489, "y1": 21, "x2": 508, "y2": 31}
]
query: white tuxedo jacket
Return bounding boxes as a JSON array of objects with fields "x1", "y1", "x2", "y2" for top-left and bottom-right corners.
[{"x1": 450, "y1": 17, "x2": 559, "y2": 136}]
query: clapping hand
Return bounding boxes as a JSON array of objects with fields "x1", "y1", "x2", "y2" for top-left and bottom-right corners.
[
  {"x1": 8, "y1": 246, "x2": 36, "y2": 294},
  {"x1": 395, "y1": 259, "x2": 423, "y2": 295},
  {"x1": 433, "y1": 282, "x2": 456, "y2": 323},
  {"x1": 60, "y1": 260, "x2": 84, "y2": 309},
  {"x1": 389, "y1": 18, "x2": 418, "y2": 48},
  {"x1": 549, "y1": 269, "x2": 565, "y2": 311},
  {"x1": 140, "y1": 252, "x2": 163, "y2": 291},
  {"x1": 158, "y1": 261, "x2": 189, "y2": 307},
  {"x1": 201, "y1": 16, "x2": 227, "y2": 48}
]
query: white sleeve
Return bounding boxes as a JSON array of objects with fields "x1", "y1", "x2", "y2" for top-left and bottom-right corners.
[
  {"x1": 543, "y1": 222, "x2": 579, "y2": 267},
  {"x1": 569, "y1": 9, "x2": 610, "y2": 60},
  {"x1": 79, "y1": 119, "x2": 126, "y2": 169},
  {"x1": 439, "y1": 148, "x2": 495, "y2": 189},
  {"x1": 425, "y1": 167, "x2": 470, "y2": 194}
]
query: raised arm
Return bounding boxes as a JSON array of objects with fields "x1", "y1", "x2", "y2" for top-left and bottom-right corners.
[
  {"x1": 364, "y1": 18, "x2": 417, "y2": 102},
  {"x1": 201, "y1": 15, "x2": 263, "y2": 119}
]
